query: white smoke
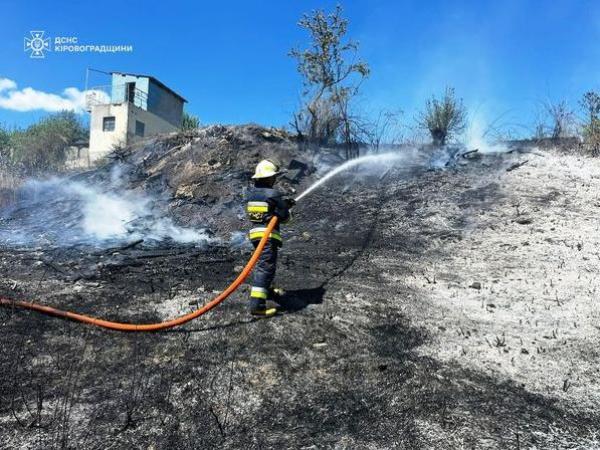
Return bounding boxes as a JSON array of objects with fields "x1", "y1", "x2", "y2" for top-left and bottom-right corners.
[
  {"x1": 75, "y1": 184, "x2": 139, "y2": 239},
  {"x1": 64, "y1": 180, "x2": 213, "y2": 244},
  {"x1": 466, "y1": 114, "x2": 510, "y2": 154},
  {"x1": 0, "y1": 170, "x2": 215, "y2": 247}
]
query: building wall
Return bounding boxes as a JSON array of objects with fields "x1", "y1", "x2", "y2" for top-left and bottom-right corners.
[
  {"x1": 126, "y1": 103, "x2": 178, "y2": 145},
  {"x1": 147, "y1": 80, "x2": 184, "y2": 127},
  {"x1": 89, "y1": 103, "x2": 130, "y2": 162},
  {"x1": 89, "y1": 102, "x2": 178, "y2": 163},
  {"x1": 110, "y1": 74, "x2": 184, "y2": 127},
  {"x1": 111, "y1": 73, "x2": 149, "y2": 109},
  {"x1": 65, "y1": 146, "x2": 91, "y2": 169}
]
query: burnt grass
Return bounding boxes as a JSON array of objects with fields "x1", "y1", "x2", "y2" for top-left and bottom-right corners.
[{"x1": 1, "y1": 136, "x2": 599, "y2": 448}]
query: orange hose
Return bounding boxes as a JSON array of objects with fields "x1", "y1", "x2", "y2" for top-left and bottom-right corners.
[{"x1": 0, "y1": 216, "x2": 279, "y2": 332}]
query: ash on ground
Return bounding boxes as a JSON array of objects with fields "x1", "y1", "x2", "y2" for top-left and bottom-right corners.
[{"x1": 0, "y1": 126, "x2": 597, "y2": 449}]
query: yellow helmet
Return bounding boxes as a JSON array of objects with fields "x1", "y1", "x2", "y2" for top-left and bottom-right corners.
[{"x1": 252, "y1": 159, "x2": 283, "y2": 179}]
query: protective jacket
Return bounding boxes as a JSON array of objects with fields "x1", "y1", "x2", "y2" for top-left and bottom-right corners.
[{"x1": 245, "y1": 187, "x2": 291, "y2": 246}]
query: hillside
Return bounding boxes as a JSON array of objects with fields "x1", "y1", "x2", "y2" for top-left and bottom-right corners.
[{"x1": 0, "y1": 127, "x2": 598, "y2": 449}]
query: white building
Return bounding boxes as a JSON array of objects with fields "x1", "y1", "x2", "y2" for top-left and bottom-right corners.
[{"x1": 87, "y1": 72, "x2": 187, "y2": 162}]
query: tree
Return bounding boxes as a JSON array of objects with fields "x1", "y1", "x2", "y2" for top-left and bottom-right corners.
[
  {"x1": 11, "y1": 111, "x2": 87, "y2": 174},
  {"x1": 181, "y1": 111, "x2": 200, "y2": 131},
  {"x1": 290, "y1": 5, "x2": 370, "y2": 157},
  {"x1": 417, "y1": 87, "x2": 467, "y2": 146},
  {"x1": 580, "y1": 91, "x2": 600, "y2": 155}
]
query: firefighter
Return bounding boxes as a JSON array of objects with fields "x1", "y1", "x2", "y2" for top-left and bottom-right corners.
[{"x1": 245, "y1": 159, "x2": 295, "y2": 317}]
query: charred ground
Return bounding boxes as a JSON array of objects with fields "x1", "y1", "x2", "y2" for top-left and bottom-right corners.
[{"x1": 0, "y1": 127, "x2": 598, "y2": 449}]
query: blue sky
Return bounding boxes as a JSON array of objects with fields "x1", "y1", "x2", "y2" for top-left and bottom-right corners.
[{"x1": 0, "y1": 0, "x2": 599, "y2": 136}]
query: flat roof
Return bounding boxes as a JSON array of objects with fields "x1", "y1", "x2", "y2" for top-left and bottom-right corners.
[{"x1": 111, "y1": 72, "x2": 187, "y2": 102}]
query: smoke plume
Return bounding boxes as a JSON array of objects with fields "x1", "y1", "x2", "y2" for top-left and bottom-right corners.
[{"x1": 0, "y1": 167, "x2": 214, "y2": 248}]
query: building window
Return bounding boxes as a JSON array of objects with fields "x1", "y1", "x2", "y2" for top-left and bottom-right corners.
[
  {"x1": 135, "y1": 120, "x2": 145, "y2": 137},
  {"x1": 102, "y1": 116, "x2": 115, "y2": 132}
]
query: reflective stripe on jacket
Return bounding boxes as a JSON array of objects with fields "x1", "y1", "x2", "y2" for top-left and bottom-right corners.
[
  {"x1": 245, "y1": 187, "x2": 290, "y2": 226},
  {"x1": 245, "y1": 187, "x2": 291, "y2": 245},
  {"x1": 248, "y1": 227, "x2": 282, "y2": 243}
]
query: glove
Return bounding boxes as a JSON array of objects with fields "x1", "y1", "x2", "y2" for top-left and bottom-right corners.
[{"x1": 285, "y1": 198, "x2": 296, "y2": 208}]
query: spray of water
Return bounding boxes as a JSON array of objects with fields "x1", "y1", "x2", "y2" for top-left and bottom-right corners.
[{"x1": 296, "y1": 152, "x2": 409, "y2": 202}]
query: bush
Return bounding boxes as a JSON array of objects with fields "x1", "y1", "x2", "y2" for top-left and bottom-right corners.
[
  {"x1": 417, "y1": 87, "x2": 467, "y2": 146},
  {"x1": 181, "y1": 111, "x2": 200, "y2": 131},
  {"x1": 580, "y1": 91, "x2": 600, "y2": 155},
  {"x1": 0, "y1": 125, "x2": 11, "y2": 161},
  {"x1": 10, "y1": 111, "x2": 87, "y2": 174}
]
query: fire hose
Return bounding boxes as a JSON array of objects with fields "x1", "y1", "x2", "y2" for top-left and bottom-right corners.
[{"x1": 0, "y1": 216, "x2": 279, "y2": 332}]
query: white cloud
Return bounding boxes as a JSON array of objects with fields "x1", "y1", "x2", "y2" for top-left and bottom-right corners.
[
  {"x1": 0, "y1": 78, "x2": 108, "y2": 113},
  {"x1": 0, "y1": 78, "x2": 17, "y2": 92}
]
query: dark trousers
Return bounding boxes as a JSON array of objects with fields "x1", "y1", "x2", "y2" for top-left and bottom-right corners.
[
  {"x1": 249, "y1": 239, "x2": 278, "y2": 307},
  {"x1": 252, "y1": 239, "x2": 278, "y2": 289}
]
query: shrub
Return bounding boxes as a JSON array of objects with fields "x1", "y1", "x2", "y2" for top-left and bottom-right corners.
[
  {"x1": 181, "y1": 111, "x2": 200, "y2": 131},
  {"x1": 0, "y1": 125, "x2": 11, "y2": 161},
  {"x1": 10, "y1": 111, "x2": 87, "y2": 174},
  {"x1": 580, "y1": 91, "x2": 600, "y2": 155},
  {"x1": 417, "y1": 87, "x2": 467, "y2": 146}
]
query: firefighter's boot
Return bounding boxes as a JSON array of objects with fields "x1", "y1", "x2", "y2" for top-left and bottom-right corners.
[
  {"x1": 249, "y1": 301, "x2": 278, "y2": 317},
  {"x1": 249, "y1": 288, "x2": 278, "y2": 317}
]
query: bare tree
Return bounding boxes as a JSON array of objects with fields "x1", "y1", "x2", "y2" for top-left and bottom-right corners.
[
  {"x1": 417, "y1": 87, "x2": 467, "y2": 146},
  {"x1": 289, "y1": 5, "x2": 370, "y2": 156},
  {"x1": 357, "y1": 109, "x2": 403, "y2": 153},
  {"x1": 336, "y1": 91, "x2": 365, "y2": 159},
  {"x1": 292, "y1": 97, "x2": 341, "y2": 146},
  {"x1": 544, "y1": 100, "x2": 575, "y2": 139}
]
